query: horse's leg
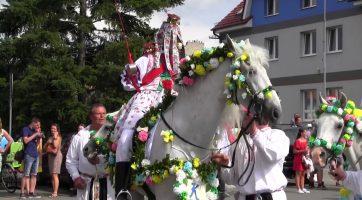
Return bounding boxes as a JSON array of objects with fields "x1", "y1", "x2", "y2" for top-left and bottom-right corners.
[{"x1": 115, "y1": 129, "x2": 134, "y2": 200}]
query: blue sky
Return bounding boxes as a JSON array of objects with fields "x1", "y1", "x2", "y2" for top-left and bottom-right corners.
[{"x1": 149, "y1": 0, "x2": 241, "y2": 47}]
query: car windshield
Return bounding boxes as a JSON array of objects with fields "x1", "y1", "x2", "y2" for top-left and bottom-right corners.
[{"x1": 283, "y1": 128, "x2": 299, "y2": 145}]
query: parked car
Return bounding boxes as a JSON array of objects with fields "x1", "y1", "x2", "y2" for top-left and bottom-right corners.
[{"x1": 38, "y1": 133, "x2": 75, "y2": 185}]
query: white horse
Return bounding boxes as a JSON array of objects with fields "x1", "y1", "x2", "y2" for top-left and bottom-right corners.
[
  {"x1": 83, "y1": 35, "x2": 283, "y2": 200},
  {"x1": 310, "y1": 92, "x2": 362, "y2": 200}
]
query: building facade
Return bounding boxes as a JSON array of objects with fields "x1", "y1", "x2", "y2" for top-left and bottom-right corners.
[{"x1": 212, "y1": 0, "x2": 362, "y2": 125}]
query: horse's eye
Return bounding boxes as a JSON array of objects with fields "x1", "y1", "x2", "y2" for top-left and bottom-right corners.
[
  {"x1": 336, "y1": 123, "x2": 343, "y2": 129},
  {"x1": 248, "y1": 70, "x2": 253, "y2": 75}
]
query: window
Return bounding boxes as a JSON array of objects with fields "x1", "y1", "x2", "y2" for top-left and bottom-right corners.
[
  {"x1": 327, "y1": 88, "x2": 342, "y2": 99},
  {"x1": 327, "y1": 26, "x2": 343, "y2": 53},
  {"x1": 266, "y1": 37, "x2": 278, "y2": 60},
  {"x1": 303, "y1": 90, "x2": 317, "y2": 121},
  {"x1": 266, "y1": 0, "x2": 279, "y2": 16},
  {"x1": 302, "y1": 31, "x2": 316, "y2": 56},
  {"x1": 302, "y1": 0, "x2": 316, "y2": 9}
]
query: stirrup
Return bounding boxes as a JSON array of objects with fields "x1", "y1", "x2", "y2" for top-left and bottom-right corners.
[{"x1": 116, "y1": 189, "x2": 132, "y2": 200}]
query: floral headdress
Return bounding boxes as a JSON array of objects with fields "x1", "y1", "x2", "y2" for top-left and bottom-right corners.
[
  {"x1": 308, "y1": 99, "x2": 362, "y2": 155},
  {"x1": 144, "y1": 42, "x2": 156, "y2": 54},
  {"x1": 167, "y1": 13, "x2": 180, "y2": 26}
]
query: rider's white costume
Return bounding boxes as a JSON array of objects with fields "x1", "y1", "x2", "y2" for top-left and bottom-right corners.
[{"x1": 115, "y1": 14, "x2": 183, "y2": 200}]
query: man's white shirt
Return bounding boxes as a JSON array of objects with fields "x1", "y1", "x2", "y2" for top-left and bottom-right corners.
[{"x1": 221, "y1": 127, "x2": 289, "y2": 197}]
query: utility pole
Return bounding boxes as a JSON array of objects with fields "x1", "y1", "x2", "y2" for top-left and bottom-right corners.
[
  {"x1": 323, "y1": 0, "x2": 327, "y2": 97},
  {"x1": 9, "y1": 73, "x2": 13, "y2": 136}
]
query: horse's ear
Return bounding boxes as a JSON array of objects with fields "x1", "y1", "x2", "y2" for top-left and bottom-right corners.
[
  {"x1": 226, "y1": 34, "x2": 242, "y2": 55},
  {"x1": 319, "y1": 92, "x2": 328, "y2": 105},
  {"x1": 339, "y1": 92, "x2": 347, "y2": 110}
]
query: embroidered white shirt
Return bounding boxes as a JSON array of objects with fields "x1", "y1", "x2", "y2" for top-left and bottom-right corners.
[
  {"x1": 342, "y1": 171, "x2": 362, "y2": 197},
  {"x1": 66, "y1": 126, "x2": 108, "y2": 180},
  {"x1": 220, "y1": 127, "x2": 289, "y2": 195}
]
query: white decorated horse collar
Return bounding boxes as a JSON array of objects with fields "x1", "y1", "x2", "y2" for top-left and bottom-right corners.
[{"x1": 308, "y1": 100, "x2": 362, "y2": 156}]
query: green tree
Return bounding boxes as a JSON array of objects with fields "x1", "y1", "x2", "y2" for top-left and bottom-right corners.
[{"x1": 0, "y1": 0, "x2": 184, "y2": 137}]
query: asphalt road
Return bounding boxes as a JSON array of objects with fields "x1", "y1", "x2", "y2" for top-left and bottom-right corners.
[{"x1": 0, "y1": 169, "x2": 342, "y2": 200}]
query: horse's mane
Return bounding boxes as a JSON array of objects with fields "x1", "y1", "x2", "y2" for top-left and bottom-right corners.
[
  {"x1": 241, "y1": 42, "x2": 270, "y2": 71},
  {"x1": 217, "y1": 104, "x2": 242, "y2": 136}
]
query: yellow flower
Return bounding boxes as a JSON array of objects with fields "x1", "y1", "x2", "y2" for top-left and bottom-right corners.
[
  {"x1": 152, "y1": 175, "x2": 163, "y2": 183},
  {"x1": 151, "y1": 116, "x2": 157, "y2": 121},
  {"x1": 193, "y1": 158, "x2": 200, "y2": 168},
  {"x1": 131, "y1": 162, "x2": 137, "y2": 170},
  {"x1": 163, "y1": 170, "x2": 169, "y2": 178},
  {"x1": 227, "y1": 52, "x2": 234, "y2": 58},
  {"x1": 179, "y1": 159, "x2": 184, "y2": 169},
  {"x1": 321, "y1": 104, "x2": 327, "y2": 111},
  {"x1": 226, "y1": 100, "x2": 233, "y2": 105},
  {"x1": 207, "y1": 64, "x2": 213, "y2": 71},
  {"x1": 161, "y1": 131, "x2": 172, "y2": 143},
  {"x1": 235, "y1": 70, "x2": 241, "y2": 75},
  {"x1": 265, "y1": 91, "x2": 272, "y2": 99},
  {"x1": 347, "y1": 100, "x2": 355, "y2": 108},
  {"x1": 194, "y1": 64, "x2": 206, "y2": 76},
  {"x1": 106, "y1": 166, "x2": 112, "y2": 174},
  {"x1": 219, "y1": 57, "x2": 224, "y2": 62},
  {"x1": 169, "y1": 135, "x2": 174, "y2": 142},
  {"x1": 344, "y1": 134, "x2": 350, "y2": 140},
  {"x1": 353, "y1": 109, "x2": 362, "y2": 119},
  {"x1": 241, "y1": 52, "x2": 249, "y2": 61},
  {"x1": 193, "y1": 50, "x2": 202, "y2": 58},
  {"x1": 340, "y1": 187, "x2": 349, "y2": 196},
  {"x1": 174, "y1": 166, "x2": 179, "y2": 173},
  {"x1": 225, "y1": 78, "x2": 230, "y2": 87},
  {"x1": 96, "y1": 140, "x2": 100, "y2": 145},
  {"x1": 346, "y1": 108, "x2": 352, "y2": 114},
  {"x1": 344, "y1": 146, "x2": 348, "y2": 151}
]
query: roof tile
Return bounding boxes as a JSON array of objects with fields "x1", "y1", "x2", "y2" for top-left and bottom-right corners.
[{"x1": 212, "y1": 1, "x2": 252, "y2": 31}]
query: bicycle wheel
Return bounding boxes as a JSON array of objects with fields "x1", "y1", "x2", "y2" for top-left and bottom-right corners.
[{"x1": 1, "y1": 163, "x2": 17, "y2": 193}]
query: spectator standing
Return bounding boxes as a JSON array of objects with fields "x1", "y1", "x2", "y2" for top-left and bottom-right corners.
[
  {"x1": 43, "y1": 123, "x2": 62, "y2": 198},
  {"x1": 0, "y1": 118, "x2": 13, "y2": 173},
  {"x1": 293, "y1": 116, "x2": 302, "y2": 127},
  {"x1": 293, "y1": 128, "x2": 311, "y2": 194},
  {"x1": 290, "y1": 113, "x2": 299, "y2": 127},
  {"x1": 20, "y1": 117, "x2": 43, "y2": 199}
]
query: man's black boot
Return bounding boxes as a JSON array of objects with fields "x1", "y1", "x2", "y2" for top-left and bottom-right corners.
[{"x1": 115, "y1": 162, "x2": 131, "y2": 200}]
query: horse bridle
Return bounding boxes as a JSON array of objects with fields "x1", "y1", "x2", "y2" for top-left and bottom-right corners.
[{"x1": 160, "y1": 81, "x2": 275, "y2": 186}]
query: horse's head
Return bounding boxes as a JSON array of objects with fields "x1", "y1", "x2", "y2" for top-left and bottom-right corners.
[
  {"x1": 310, "y1": 92, "x2": 362, "y2": 168},
  {"x1": 83, "y1": 107, "x2": 125, "y2": 161},
  {"x1": 225, "y1": 35, "x2": 282, "y2": 125}
]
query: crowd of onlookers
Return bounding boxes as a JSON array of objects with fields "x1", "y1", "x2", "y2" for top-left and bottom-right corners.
[{"x1": 0, "y1": 116, "x2": 85, "y2": 199}]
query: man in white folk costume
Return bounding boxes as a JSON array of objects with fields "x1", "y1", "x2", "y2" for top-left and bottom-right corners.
[
  {"x1": 66, "y1": 104, "x2": 116, "y2": 200},
  {"x1": 211, "y1": 114, "x2": 290, "y2": 200},
  {"x1": 330, "y1": 163, "x2": 362, "y2": 198},
  {"x1": 115, "y1": 13, "x2": 184, "y2": 200}
]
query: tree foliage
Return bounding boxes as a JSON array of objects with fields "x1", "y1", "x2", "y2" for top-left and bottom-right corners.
[{"x1": 0, "y1": 0, "x2": 184, "y2": 137}]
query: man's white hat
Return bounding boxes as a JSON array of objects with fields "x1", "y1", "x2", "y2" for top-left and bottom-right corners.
[{"x1": 307, "y1": 124, "x2": 312, "y2": 128}]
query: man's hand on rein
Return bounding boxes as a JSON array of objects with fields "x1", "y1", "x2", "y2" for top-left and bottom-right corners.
[
  {"x1": 211, "y1": 154, "x2": 229, "y2": 166},
  {"x1": 242, "y1": 113, "x2": 257, "y2": 134},
  {"x1": 329, "y1": 165, "x2": 346, "y2": 181}
]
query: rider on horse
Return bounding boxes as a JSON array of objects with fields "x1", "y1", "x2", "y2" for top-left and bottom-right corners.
[{"x1": 115, "y1": 14, "x2": 184, "y2": 200}]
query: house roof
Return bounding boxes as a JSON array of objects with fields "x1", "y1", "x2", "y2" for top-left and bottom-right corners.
[{"x1": 211, "y1": 0, "x2": 252, "y2": 31}]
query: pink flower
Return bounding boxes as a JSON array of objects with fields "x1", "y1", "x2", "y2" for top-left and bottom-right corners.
[
  {"x1": 347, "y1": 140, "x2": 353, "y2": 146},
  {"x1": 350, "y1": 115, "x2": 355, "y2": 120},
  {"x1": 113, "y1": 116, "x2": 118, "y2": 122},
  {"x1": 344, "y1": 115, "x2": 350, "y2": 121},
  {"x1": 138, "y1": 131, "x2": 148, "y2": 142},
  {"x1": 340, "y1": 138, "x2": 346, "y2": 144},
  {"x1": 180, "y1": 58, "x2": 187, "y2": 67},
  {"x1": 111, "y1": 143, "x2": 117, "y2": 151},
  {"x1": 183, "y1": 76, "x2": 195, "y2": 86},
  {"x1": 91, "y1": 135, "x2": 96, "y2": 139},
  {"x1": 355, "y1": 119, "x2": 359, "y2": 124},
  {"x1": 145, "y1": 177, "x2": 153, "y2": 185}
]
